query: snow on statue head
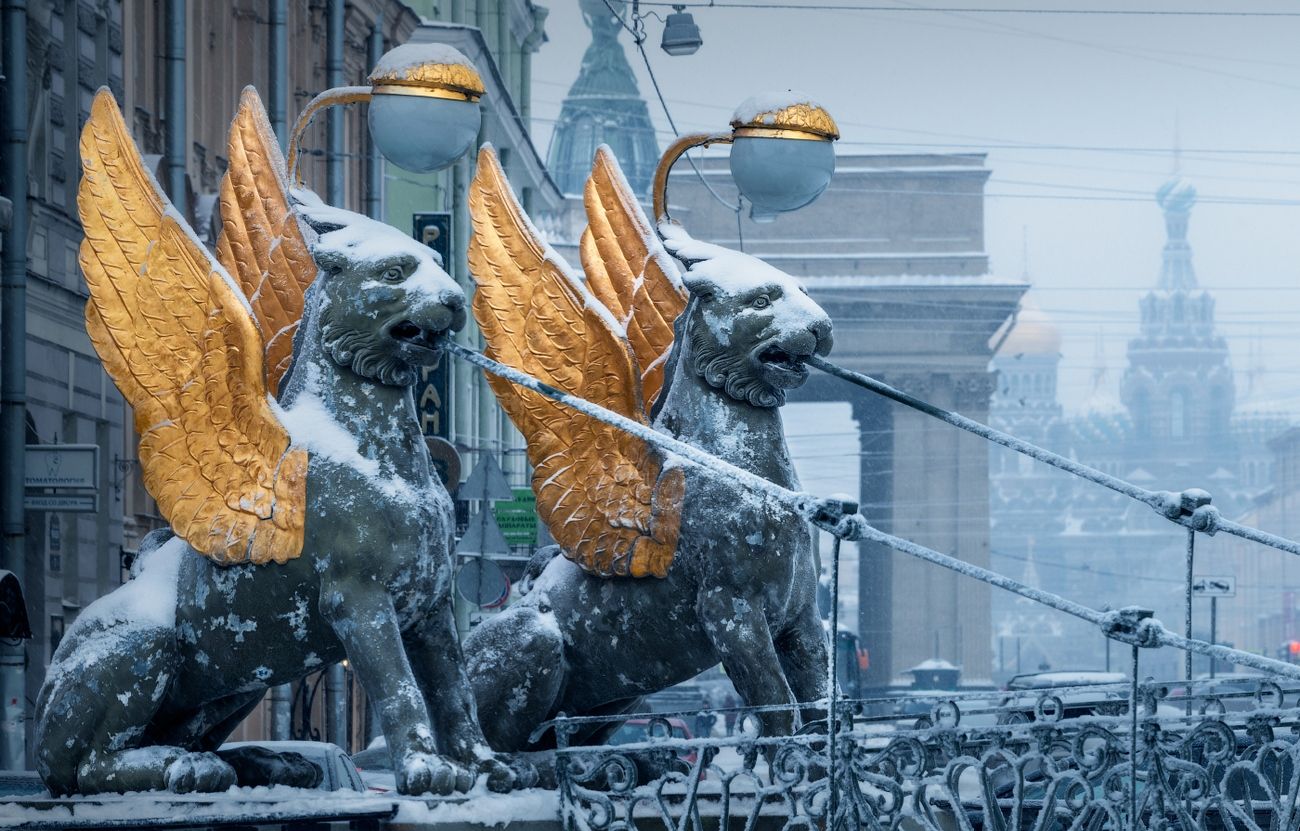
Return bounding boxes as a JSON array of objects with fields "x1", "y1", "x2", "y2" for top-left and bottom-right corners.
[
  {"x1": 660, "y1": 224, "x2": 833, "y2": 408},
  {"x1": 297, "y1": 198, "x2": 467, "y2": 387}
]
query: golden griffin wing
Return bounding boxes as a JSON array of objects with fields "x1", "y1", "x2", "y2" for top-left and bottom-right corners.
[
  {"x1": 468, "y1": 147, "x2": 684, "y2": 578},
  {"x1": 79, "y1": 89, "x2": 307, "y2": 565},
  {"x1": 215, "y1": 87, "x2": 316, "y2": 398},
  {"x1": 581, "y1": 146, "x2": 688, "y2": 408}
]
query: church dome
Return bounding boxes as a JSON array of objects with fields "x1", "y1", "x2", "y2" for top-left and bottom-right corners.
[
  {"x1": 999, "y1": 303, "x2": 1062, "y2": 357},
  {"x1": 1156, "y1": 177, "x2": 1197, "y2": 214}
]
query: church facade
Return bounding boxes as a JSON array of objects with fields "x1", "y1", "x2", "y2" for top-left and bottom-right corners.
[{"x1": 989, "y1": 176, "x2": 1294, "y2": 679}]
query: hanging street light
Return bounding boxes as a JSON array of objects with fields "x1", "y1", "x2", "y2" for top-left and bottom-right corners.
[
  {"x1": 285, "y1": 42, "x2": 485, "y2": 186},
  {"x1": 651, "y1": 92, "x2": 839, "y2": 226},
  {"x1": 660, "y1": 5, "x2": 703, "y2": 56}
]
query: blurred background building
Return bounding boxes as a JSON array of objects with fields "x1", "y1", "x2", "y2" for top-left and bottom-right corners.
[{"x1": 989, "y1": 176, "x2": 1295, "y2": 681}]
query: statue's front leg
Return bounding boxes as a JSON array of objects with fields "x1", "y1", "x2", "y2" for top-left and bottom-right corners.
[
  {"x1": 699, "y1": 592, "x2": 798, "y2": 737},
  {"x1": 406, "y1": 594, "x2": 527, "y2": 791},
  {"x1": 776, "y1": 599, "x2": 830, "y2": 723},
  {"x1": 319, "y1": 582, "x2": 465, "y2": 795}
]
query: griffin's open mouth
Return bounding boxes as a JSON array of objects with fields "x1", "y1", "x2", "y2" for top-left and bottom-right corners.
[
  {"x1": 757, "y1": 344, "x2": 809, "y2": 375},
  {"x1": 389, "y1": 320, "x2": 446, "y2": 353}
]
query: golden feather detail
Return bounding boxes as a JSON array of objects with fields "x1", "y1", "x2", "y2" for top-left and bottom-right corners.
[
  {"x1": 79, "y1": 89, "x2": 306, "y2": 565},
  {"x1": 581, "y1": 146, "x2": 688, "y2": 409},
  {"x1": 468, "y1": 147, "x2": 684, "y2": 578},
  {"x1": 215, "y1": 87, "x2": 315, "y2": 398}
]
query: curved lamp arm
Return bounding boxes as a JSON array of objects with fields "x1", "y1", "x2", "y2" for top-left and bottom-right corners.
[
  {"x1": 285, "y1": 85, "x2": 373, "y2": 189},
  {"x1": 651, "y1": 130, "x2": 733, "y2": 230}
]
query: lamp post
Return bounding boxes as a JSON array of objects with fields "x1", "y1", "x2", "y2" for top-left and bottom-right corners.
[
  {"x1": 277, "y1": 42, "x2": 485, "y2": 751},
  {"x1": 651, "y1": 94, "x2": 839, "y2": 226},
  {"x1": 285, "y1": 42, "x2": 486, "y2": 188}
]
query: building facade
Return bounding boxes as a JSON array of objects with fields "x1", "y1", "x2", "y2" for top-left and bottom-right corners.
[{"x1": 1, "y1": 0, "x2": 554, "y2": 761}]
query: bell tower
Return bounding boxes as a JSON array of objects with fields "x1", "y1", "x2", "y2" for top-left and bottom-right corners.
[{"x1": 1119, "y1": 175, "x2": 1235, "y2": 473}]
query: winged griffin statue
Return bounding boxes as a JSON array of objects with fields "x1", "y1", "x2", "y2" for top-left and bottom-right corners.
[
  {"x1": 461, "y1": 146, "x2": 837, "y2": 750},
  {"x1": 34, "y1": 89, "x2": 517, "y2": 796}
]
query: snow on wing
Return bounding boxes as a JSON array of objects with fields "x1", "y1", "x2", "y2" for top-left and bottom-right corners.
[
  {"x1": 79, "y1": 89, "x2": 307, "y2": 565},
  {"x1": 580, "y1": 146, "x2": 687, "y2": 409},
  {"x1": 215, "y1": 87, "x2": 316, "y2": 398},
  {"x1": 468, "y1": 146, "x2": 684, "y2": 578}
]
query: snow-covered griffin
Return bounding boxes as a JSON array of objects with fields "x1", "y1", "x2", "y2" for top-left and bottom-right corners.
[
  {"x1": 35, "y1": 89, "x2": 517, "y2": 796},
  {"x1": 462, "y1": 146, "x2": 835, "y2": 749}
]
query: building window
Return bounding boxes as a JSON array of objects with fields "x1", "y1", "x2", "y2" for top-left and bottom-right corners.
[
  {"x1": 50, "y1": 615, "x2": 65, "y2": 659},
  {"x1": 1170, "y1": 390, "x2": 1187, "y2": 439},
  {"x1": 48, "y1": 515, "x2": 62, "y2": 574},
  {"x1": 1132, "y1": 389, "x2": 1151, "y2": 438}
]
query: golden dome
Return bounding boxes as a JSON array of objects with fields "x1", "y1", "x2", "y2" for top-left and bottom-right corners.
[{"x1": 999, "y1": 303, "x2": 1061, "y2": 356}]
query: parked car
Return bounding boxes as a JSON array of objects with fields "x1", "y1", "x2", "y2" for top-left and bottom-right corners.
[
  {"x1": 998, "y1": 670, "x2": 1130, "y2": 723},
  {"x1": 609, "y1": 717, "x2": 699, "y2": 765},
  {"x1": 219, "y1": 740, "x2": 366, "y2": 792}
]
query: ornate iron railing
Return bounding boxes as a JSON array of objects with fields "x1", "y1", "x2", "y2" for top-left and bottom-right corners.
[{"x1": 547, "y1": 677, "x2": 1300, "y2": 831}]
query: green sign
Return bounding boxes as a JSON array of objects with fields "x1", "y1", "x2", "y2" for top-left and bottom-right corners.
[{"x1": 493, "y1": 487, "x2": 538, "y2": 547}]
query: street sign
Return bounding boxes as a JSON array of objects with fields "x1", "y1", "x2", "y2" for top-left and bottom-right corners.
[
  {"x1": 416, "y1": 355, "x2": 451, "y2": 439},
  {"x1": 24, "y1": 444, "x2": 99, "y2": 489},
  {"x1": 461, "y1": 454, "x2": 513, "y2": 502},
  {"x1": 494, "y1": 488, "x2": 538, "y2": 547},
  {"x1": 425, "y1": 437, "x2": 462, "y2": 492},
  {"x1": 413, "y1": 212, "x2": 453, "y2": 438},
  {"x1": 413, "y1": 212, "x2": 452, "y2": 267},
  {"x1": 23, "y1": 493, "x2": 98, "y2": 513},
  {"x1": 1192, "y1": 575, "x2": 1236, "y2": 598},
  {"x1": 455, "y1": 557, "x2": 510, "y2": 608},
  {"x1": 458, "y1": 509, "x2": 511, "y2": 556}
]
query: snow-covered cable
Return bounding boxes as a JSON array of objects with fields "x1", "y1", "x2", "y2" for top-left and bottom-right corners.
[
  {"x1": 444, "y1": 341, "x2": 1300, "y2": 682},
  {"x1": 441, "y1": 340, "x2": 819, "y2": 519},
  {"x1": 809, "y1": 356, "x2": 1300, "y2": 558}
]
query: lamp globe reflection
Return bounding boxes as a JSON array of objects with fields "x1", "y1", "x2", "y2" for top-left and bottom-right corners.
[
  {"x1": 661, "y1": 5, "x2": 703, "y2": 56},
  {"x1": 366, "y1": 43, "x2": 484, "y2": 173},
  {"x1": 729, "y1": 93, "x2": 839, "y2": 222}
]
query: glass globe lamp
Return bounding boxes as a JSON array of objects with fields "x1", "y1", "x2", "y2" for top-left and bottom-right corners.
[
  {"x1": 728, "y1": 95, "x2": 839, "y2": 220},
  {"x1": 366, "y1": 43, "x2": 485, "y2": 173}
]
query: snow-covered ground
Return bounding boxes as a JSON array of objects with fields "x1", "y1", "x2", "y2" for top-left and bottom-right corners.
[{"x1": 0, "y1": 782, "x2": 565, "y2": 830}]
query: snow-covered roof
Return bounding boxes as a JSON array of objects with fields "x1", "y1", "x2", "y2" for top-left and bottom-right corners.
[
  {"x1": 801, "y1": 274, "x2": 1024, "y2": 289},
  {"x1": 909, "y1": 658, "x2": 959, "y2": 672}
]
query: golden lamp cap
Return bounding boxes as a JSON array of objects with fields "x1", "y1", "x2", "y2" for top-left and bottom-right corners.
[
  {"x1": 730, "y1": 94, "x2": 840, "y2": 141},
  {"x1": 367, "y1": 43, "x2": 485, "y2": 102}
]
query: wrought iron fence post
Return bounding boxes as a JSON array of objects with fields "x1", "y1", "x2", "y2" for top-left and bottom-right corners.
[
  {"x1": 1184, "y1": 527, "x2": 1195, "y2": 716},
  {"x1": 555, "y1": 715, "x2": 573, "y2": 831},
  {"x1": 1130, "y1": 644, "x2": 1140, "y2": 831},
  {"x1": 826, "y1": 534, "x2": 842, "y2": 830}
]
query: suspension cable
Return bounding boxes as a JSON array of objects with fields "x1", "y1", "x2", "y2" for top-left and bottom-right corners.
[
  {"x1": 807, "y1": 355, "x2": 1300, "y2": 558},
  {"x1": 440, "y1": 339, "x2": 1300, "y2": 682}
]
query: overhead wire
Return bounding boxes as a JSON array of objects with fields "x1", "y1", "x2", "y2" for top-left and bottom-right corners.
[
  {"x1": 632, "y1": 2, "x2": 1300, "y2": 18},
  {"x1": 597, "y1": 0, "x2": 745, "y2": 231}
]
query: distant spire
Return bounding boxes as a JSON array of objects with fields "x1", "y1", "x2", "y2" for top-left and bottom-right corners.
[
  {"x1": 547, "y1": 0, "x2": 660, "y2": 197},
  {"x1": 1155, "y1": 177, "x2": 1197, "y2": 291},
  {"x1": 1172, "y1": 109, "x2": 1182, "y2": 176},
  {"x1": 1085, "y1": 328, "x2": 1123, "y2": 415},
  {"x1": 1020, "y1": 225, "x2": 1030, "y2": 281}
]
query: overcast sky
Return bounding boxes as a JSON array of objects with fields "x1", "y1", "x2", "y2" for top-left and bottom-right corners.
[{"x1": 529, "y1": 0, "x2": 1300, "y2": 418}]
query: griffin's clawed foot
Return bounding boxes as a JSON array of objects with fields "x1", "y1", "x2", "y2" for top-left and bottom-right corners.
[{"x1": 164, "y1": 752, "x2": 237, "y2": 793}]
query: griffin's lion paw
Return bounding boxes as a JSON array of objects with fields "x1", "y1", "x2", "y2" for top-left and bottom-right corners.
[
  {"x1": 398, "y1": 752, "x2": 472, "y2": 796},
  {"x1": 479, "y1": 755, "x2": 535, "y2": 792},
  {"x1": 164, "y1": 752, "x2": 237, "y2": 793}
]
